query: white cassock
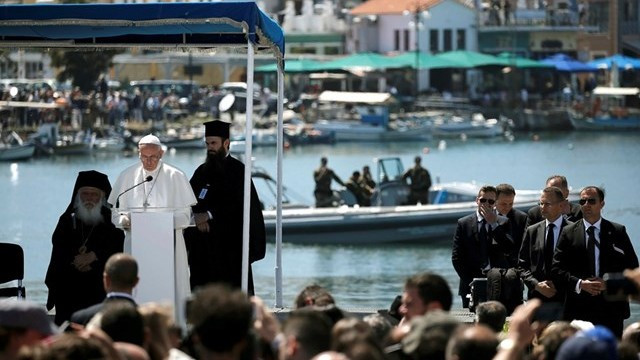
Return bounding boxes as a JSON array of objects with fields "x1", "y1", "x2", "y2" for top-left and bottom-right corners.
[{"x1": 108, "y1": 160, "x2": 197, "y2": 328}]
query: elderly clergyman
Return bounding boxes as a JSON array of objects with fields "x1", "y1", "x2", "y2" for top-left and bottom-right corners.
[
  {"x1": 108, "y1": 134, "x2": 196, "y2": 327},
  {"x1": 46, "y1": 170, "x2": 124, "y2": 325}
]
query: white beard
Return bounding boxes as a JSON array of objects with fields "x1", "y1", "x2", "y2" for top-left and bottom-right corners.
[{"x1": 74, "y1": 195, "x2": 105, "y2": 226}]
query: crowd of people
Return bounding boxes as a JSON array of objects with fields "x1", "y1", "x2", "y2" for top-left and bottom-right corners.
[{"x1": 5, "y1": 265, "x2": 640, "y2": 360}]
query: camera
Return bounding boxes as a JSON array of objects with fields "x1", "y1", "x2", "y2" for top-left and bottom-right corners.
[{"x1": 604, "y1": 273, "x2": 639, "y2": 301}]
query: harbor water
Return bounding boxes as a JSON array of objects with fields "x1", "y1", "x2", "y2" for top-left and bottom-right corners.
[{"x1": 1, "y1": 130, "x2": 640, "y2": 316}]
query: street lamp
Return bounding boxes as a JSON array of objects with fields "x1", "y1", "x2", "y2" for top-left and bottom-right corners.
[{"x1": 404, "y1": 5, "x2": 430, "y2": 99}]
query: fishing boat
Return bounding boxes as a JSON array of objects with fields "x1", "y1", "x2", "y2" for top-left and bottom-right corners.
[
  {"x1": 312, "y1": 91, "x2": 431, "y2": 142},
  {"x1": 0, "y1": 131, "x2": 35, "y2": 161},
  {"x1": 569, "y1": 87, "x2": 640, "y2": 130}
]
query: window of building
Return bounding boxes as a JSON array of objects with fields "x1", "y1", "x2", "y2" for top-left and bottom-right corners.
[
  {"x1": 430, "y1": 29, "x2": 439, "y2": 52},
  {"x1": 457, "y1": 29, "x2": 466, "y2": 50},
  {"x1": 404, "y1": 29, "x2": 410, "y2": 51},
  {"x1": 394, "y1": 30, "x2": 400, "y2": 51},
  {"x1": 623, "y1": 0, "x2": 637, "y2": 21},
  {"x1": 443, "y1": 29, "x2": 452, "y2": 51},
  {"x1": 587, "y1": 1, "x2": 609, "y2": 33},
  {"x1": 325, "y1": 46, "x2": 341, "y2": 55}
]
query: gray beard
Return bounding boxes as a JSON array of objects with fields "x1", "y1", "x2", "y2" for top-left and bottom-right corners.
[{"x1": 74, "y1": 195, "x2": 104, "y2": 226}]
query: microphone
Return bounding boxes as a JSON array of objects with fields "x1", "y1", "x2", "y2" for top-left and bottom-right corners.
[{"x1": 115, "y1": 176, "x2": 153, "y2": 208}]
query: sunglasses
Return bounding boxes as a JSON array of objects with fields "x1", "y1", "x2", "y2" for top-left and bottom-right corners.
[
  {"x1": 478, "y1": 198, "x2": 495, "y2": 205},
  {"x1": 579, "y1": 198, "x2": 598, "y2": 205}
]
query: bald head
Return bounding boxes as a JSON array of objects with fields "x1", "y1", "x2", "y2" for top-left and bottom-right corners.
[{"x1": 104, "y1": 253, "x2": 139, "y2": 292}]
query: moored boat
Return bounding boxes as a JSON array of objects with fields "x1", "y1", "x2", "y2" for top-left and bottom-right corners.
[
  {"x1": 569, "y1": 87, "x2": 640, "y2": 130},
  {"x1": 0, "y1": 131, "x2": 35, "y2": 161}
]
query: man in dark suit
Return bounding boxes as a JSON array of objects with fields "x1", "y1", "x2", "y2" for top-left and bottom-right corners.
[
  {"x1": 519, "y1": 186, "x2": 571, "y2": 302},
  {"x1": 551, "y1": 186, "x2": 638, "y2": 337},
  {"x1": 495, "y1": 184, "x2": 529, "y2": 268},
  {"x1": 452, "y1": 185, "x2": 515, "y2": 308},
  {"x1": 528, "y1": 175, "x2": 582, "y2": 224},
  {"x1": 70, "y1": 253, "x2": 138, "y2": 325}
]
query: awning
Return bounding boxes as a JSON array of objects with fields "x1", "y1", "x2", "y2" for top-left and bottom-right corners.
[
  {"x1": 0, "y1": 2, "x2": 285, "y2": 64},
  {"x1": 318, "y1": 90, "x2": 394, "y2": 104},
  {"x1": 593, "y1": 87, "x2": 640, "y2": 96}
]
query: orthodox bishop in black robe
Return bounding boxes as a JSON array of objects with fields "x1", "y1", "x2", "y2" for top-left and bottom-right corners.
[{"x1": 45, "y1": 170, "x2": 124, "y2": 325}]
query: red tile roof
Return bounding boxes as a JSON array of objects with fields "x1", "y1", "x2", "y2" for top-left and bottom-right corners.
[{"x1": 350, "y1": 0, "x2": 443, "y2": 15}]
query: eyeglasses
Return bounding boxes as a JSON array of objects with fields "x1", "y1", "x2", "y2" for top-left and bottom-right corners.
[
  {"x1": 140, "y1": 155, "x2": 160, "y2": 162},
  {"x1": 579, "y1": 198, "x2": 598, "y2": 205},
  {"x1": 478, "y1": 198, "x2": 496, "y2": 205}
]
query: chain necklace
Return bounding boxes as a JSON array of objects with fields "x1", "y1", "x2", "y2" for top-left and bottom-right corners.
[
  {"x1": 78, "y1": 222, "x2": 96, "y2": 254},
  {"x1": 143, "y1": 163, "x2": 162, "y2": 207}
]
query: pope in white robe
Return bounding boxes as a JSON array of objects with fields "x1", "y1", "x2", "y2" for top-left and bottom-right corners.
[{"x1": 107, "y1": 134, "x2": 197, "y2": 328}]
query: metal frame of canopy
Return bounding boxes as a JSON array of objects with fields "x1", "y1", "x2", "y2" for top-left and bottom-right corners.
[{"x1": 0, "y1": 1, "x2": 287, "y2": 308}]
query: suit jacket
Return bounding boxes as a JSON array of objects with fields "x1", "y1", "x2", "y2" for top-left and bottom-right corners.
[
  {"x1": 70, "y1": 294, "x2": 136, "y2": 326},
  {"x1": 518, "y1": 218, "x2": 571, "y2": 300},
  {"x1": 451, "y1": 212, "x2": 515, "y2": 297},
  {"x1": 528, "y1": 202, "x2": 582, "y2": 224},
  {"x1": 551, "y1": 219, "x2": 638, "y2": 322},
  {"x1": 502, "y1": 208, "x2": 529, "y2": 267}
]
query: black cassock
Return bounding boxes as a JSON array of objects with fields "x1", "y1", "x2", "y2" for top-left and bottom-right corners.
[
  {"x1": 185, "y1": 155, "x2": 266, "y2": 295},
  {"x1": 45, "y1": 208, "x2": 124, "y2": 325}
]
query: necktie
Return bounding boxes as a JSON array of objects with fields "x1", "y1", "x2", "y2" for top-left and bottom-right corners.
[
  {"x1": 544, "y1": 223, "x2": 555, "y2": 273},
  {"x1": 479, "y1": 219, "x2": 488, "y2": 268},
  {"x1": 587, "y1": 226, "x2": 597, "y2": 277}
]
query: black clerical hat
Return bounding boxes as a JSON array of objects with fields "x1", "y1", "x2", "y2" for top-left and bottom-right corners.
[
  {"x1": 204, "y1": 120, "x2": 230, "y2": 138},
  {"x1": 73, "y1": 170, "x2": 112, "y2": 197}
]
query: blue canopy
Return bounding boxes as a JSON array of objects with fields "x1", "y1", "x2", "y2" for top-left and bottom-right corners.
[
  {"x1": 540, "y1": 53, "x2": 597, "y2": 73},
  {"x1": 0, "y1": 2, "x2": 285, "y2": 62},
  {"x1": 588, "y1": 54, "x2": 640, "y2": 70}
]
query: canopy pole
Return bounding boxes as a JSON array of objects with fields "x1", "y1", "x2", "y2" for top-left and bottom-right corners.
[
  {"x1": 275, "y1": 65, "x2": 284, "y2": 308},
  {"x1": 241, "y1": 40, "x2": 255, "y2": 294}
]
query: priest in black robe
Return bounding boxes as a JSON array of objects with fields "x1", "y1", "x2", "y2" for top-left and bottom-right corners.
[
  {"x1": 185, "y1": 120, "x2": 266, "y2": 295},
  {"x1": 45, "y1": 170, "x2": 124, "y2": 325}
]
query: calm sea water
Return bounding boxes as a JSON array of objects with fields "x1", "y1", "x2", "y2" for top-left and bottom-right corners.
[{"x1": 2, "y1": 131, "x2": 640, "y2": 316}]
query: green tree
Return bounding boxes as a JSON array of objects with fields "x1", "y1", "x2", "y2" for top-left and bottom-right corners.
[{"x1": 50, "y1": 50, "x2": 120, "y2": 92}]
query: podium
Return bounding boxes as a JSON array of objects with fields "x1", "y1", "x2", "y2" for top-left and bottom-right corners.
[{"x1": 116, "y1": 206, "x2": 193, "y2": 326}]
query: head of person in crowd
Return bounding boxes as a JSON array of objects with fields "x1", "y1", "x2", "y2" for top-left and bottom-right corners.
[
  {"x1": 546, "y1": 175, "x2": 570, "y2": 199},
  {"x1": 476, "y1": 186, "x2": 497, "y2": 214},
  {"x1": 331, "y1": 317, "x2": 384, "y2": 359},
  {"x1": 0, "y1": 301, "x2": 59, "y2": 358},
  {"x1": 279, "y1": 308, "x2": 333, "y2": 360},
  {"x1": 495, "y1": 183, "x2": 516, "y2": 216},
  {"x1": 401, "y1": 272, "x2": 452, "y2": 322},
  {"x1": 310, "y1": 351, "x2": 350, "y2": 360},
  {"x1": 362, "y1": 166, "x2": 372, "y2": 177},
  {"x1": 68, "y1": 170, "x2": 112, "y2": 226},
  {"x1": 138, "y1": 135, "x2": 164, "y2": 172},
  {"x1": 188, "y1": 284, "x2": 253, "y2": 360},
  {"x1": 362, "y1": 313, "x2": 392, "y2": 346},
  {"x1": 99, "y1": 300, "x2": 146, "y2": 348},
  {"x1": 203, "y1": 120, "x2": 231, "y2": 174},
  {"x1": 139, "y1": 303, "x2": 175, "y2": 360},
  {"x1": 532, "y1": 321, "x2": 579, "y2": 360},
  {"x1": 475, "y1": 301, "x2": 506, "y2": 333},
  {"x1": 555, "y1": 326, "x2": 618, "y2": 360},
  {"x1": 104, "y1": 253, "x2": 139, "y2": 294},
  {"x1": 114, "y1": 342, "x2": 151, "y2": 360},
  {"x1": 295, "y1": 284, "x2": 335, "y2": 309},
  {"x1": 445, "y1": 324, "x2": 498, "y2": 360},
  {"x1": 540, "y1": 186, "x2": 565, "y2": 222},
  {"x1": 17, "y1": 332, "x2": 112, "y2": 360},
  {"x1": 401, "y1": 310, "x2": 460, "y2": 360},
  {"x1": 622, "y1": 321, "x2": 640, "y2": 347},
  {"x1": 414, "y1": 156, "x2": 422, "y2": 167},
  {"x1": 320, "y1": 157, "x2": 328, "y2": 167},
  {"x1": 579, "y1": 186, "x2": 605, "y2": 224}
]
